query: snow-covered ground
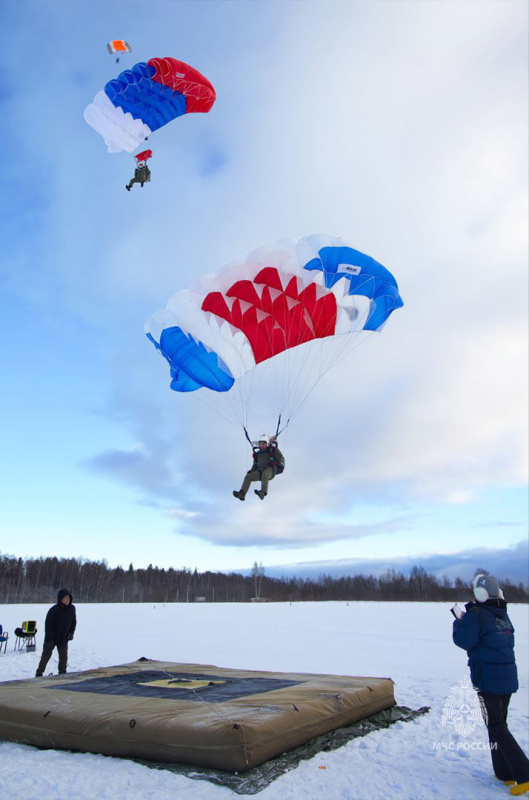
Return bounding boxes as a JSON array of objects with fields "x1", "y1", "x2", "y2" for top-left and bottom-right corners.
[{"x1": 0, "y1": 601, "x2": 527, "y2": 800}]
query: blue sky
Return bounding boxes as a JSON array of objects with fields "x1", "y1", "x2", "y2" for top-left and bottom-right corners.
[{"x1": 1, "y1": 1, "x2": 527, "y2": 580}]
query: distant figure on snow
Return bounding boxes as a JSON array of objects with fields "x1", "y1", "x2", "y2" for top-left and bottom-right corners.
[
  {"x1": 35, "y1": 589, "x2": 77, "y2": 678},
  {"x1": 126, "y1": 162, "x2": 151, "y2": 191},
  {"x1": 453, "y1": 573, "x2": 529, "y2": 796},
  {"x1": 233, "y1": 434, "x2": 284, "y2": 501}
]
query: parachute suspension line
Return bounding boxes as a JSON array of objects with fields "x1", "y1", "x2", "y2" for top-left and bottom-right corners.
[
  {"x1": 226, "y1": 371, "x2": 248, "y2": 429},
  {"x1": 276, "y1": 413, "x2": 291, "y2": 438},
  {"x1": 287, "y1": 338, "x2": 321, "y2": 410},
  {"x1": 228, "y1": 286, "x2": 373, "y2": 432},
  {"x1": 285, "y1": 281, "x2": 318, "y2": 409},
  {"x1": 275, "y1": 289, "x2": 373, "y2": 426},
  {"x1": 245, "y1": 366, "x2": 264, "y2": 432},
  {"x1": 207, "y1": 327, "x2": 247, "y2": 427},
  {"x1": 256, "y1": 302, "x2": 288, "y2": 421},
  {"x1": 195, "y1": 320, "x2": 253, "y2": 430},
  {"x1": 265, "y1": 271, "x2": 314, "y2": 420},
  {"x1": 276, "y1": 272, "x2": 328, "y2": 421},
  {"x1": 321, "y1": 324, "x2": 373, "y2": 377},
  {"x1": 308, "y1": 294, "x2": 371, "y2": 384},
  {"x1": 275, "y1": 271, "x2": 335, "y2": 420},
  {"x1": 283, "y1": 351, "x2": 322, "y2": 425},
  {"x1": 290, "y1": 336, "x2": 354, "y2": 420},
  {"x1": 228, "y1": 307, "x2": 285, "y2": 435},
  {"x1": 276, "y1": 295, "x2": 295, "y2": 413},
  {"x1": 286, "y1": 331, "x2": 375, "y2": 424},
  {"x1": 192, "y1": 390, "x2": 245, "y2": 430},
  {"x1": 277, "y1": 351, "x2": 307, "y2": 423}
]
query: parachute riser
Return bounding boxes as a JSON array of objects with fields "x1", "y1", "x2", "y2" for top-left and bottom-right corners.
[{"x1": 242, "y1": 414, "x2": 289, "y2": 447}]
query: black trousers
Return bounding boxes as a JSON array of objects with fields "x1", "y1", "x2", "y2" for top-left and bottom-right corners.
[
  {"x1": 36, "y1": 640, "x2": 68, "y2": 676},
  {"x1": 479, "y1": 692, "x2": 529, "y2": 783}
]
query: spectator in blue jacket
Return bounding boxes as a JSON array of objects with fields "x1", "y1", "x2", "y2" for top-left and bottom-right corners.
[{"x1": 453, "y1": 573, "x2": 529, "y2": 796}]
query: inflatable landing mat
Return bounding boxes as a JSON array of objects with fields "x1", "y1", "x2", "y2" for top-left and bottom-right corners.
[{"x1": 0, "y1": 659, "x2": 395, "y2": 771}]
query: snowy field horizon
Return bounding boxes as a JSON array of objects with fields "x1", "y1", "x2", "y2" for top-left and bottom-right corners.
[{"x1": 0, "y1": 600, "x2": 527, "y2": 800}]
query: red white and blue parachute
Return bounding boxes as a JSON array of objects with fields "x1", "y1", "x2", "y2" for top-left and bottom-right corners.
[
  {"x1": 84, "y1": 57, "x2": 216, "y2": 153},
  {"x1": 146, "y1": 235, "x2": 403, "y2": 428}
]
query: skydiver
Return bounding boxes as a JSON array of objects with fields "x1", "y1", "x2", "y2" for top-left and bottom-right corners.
[
  {"x1": 126, "y1": 161, "x2": 151, "y2": 191},
  {"x1": 233, "y1": 435, "x2": 285, "y2": 501}
]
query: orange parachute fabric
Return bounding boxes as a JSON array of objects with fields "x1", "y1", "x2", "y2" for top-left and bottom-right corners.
[{"x1": 106, "y1": 40, "x2": 132, "y2": 56}]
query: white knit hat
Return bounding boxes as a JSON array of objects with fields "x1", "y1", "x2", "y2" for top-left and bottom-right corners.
[{"x1": 473, "y1": 573, "x2": 501, "y2": 602}]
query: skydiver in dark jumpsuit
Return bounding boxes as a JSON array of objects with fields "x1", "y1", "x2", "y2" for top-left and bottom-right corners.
[{"x1": 126, "y1": 163, "x2": 151, "y2": 191}]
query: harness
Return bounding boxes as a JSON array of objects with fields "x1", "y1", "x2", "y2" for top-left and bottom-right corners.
[
  {"x1": 243, "y1": 421, "x2": 285, "y2": 475},
  {"x1": 252, "y1": 446, "x2": 284, "y2": 475}
]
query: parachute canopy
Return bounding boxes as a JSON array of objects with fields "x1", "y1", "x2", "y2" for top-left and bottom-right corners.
[
  {"x1": 106, "y1": 40, "x2": 132, "y2": 56},
  {"x1": 145, "y1": 234, "x2": 404, "y2": 403},
  {"x1": 84, "y1": 57, "x2": 216, "y2": 153}
]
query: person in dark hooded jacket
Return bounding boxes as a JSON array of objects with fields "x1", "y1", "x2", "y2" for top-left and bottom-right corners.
[
  {"x1": 35, "y1": 589, "x2": 76, "y2": 677},
  {"x1": 453, "y1": 573, "x2": 529, "y2": 796}
]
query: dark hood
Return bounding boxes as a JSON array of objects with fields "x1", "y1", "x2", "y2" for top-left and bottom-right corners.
[{"x1": 57, "y1": 588, "x2": 73, "y2": 604}]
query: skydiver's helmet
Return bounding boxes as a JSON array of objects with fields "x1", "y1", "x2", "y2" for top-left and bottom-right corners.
[
  {"x1": 472, "y1": 573, "x2": 503, "y2": 602},
  {"x1": 258, "y1": 435, "x2": 270, "y2": 446}
]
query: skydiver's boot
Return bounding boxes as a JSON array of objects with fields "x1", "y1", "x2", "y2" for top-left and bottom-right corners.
[
  {"x1": 254, "y1": 489, "x2": 266, "y2": 500},
  {"x1": 233, "y1": 490, "x2": 245, "y2": 501}
]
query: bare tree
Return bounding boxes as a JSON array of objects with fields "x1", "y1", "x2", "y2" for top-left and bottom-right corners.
[{"x1": 251, "y1": 561, "x2": 265, "y2": 599}]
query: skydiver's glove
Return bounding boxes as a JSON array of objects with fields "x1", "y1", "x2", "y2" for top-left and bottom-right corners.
[{"x1": 68, "y1": 633, "x2": 74, "y2": 641}]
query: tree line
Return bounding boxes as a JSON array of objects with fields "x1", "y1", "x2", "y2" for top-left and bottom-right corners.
[{"x1": 0, "y1": 553, "x2": 527, "y2": 604}]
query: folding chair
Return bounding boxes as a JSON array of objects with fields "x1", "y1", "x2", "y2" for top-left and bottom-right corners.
[
  {"x1": 0, "y1": 625, "x2": 8, "y2": 654},
  {"x1": 14, "y1": 621, "x2": 37, "y2": 652}
]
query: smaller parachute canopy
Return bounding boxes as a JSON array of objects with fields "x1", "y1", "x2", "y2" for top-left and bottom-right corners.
[
  {"x1": 135, "y1": 149, "x2": 152, "y2": 163},
  {"x1": 107, "y1": 40, "x2": 132, "y2": 56}
]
